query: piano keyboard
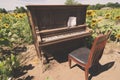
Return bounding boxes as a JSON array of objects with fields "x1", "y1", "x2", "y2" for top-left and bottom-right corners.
[{"x1": 42, "y1": 31, "x2": 88, "y2": 42}]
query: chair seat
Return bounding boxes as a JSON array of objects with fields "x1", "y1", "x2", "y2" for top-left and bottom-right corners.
[{"x1": 69, "y1": 47, "x2": 90, "y2": 64}]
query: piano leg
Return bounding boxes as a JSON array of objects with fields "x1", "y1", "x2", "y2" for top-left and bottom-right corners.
[
  {"x1": 35, "y1": 42, "x2": 49, "y2": 64},
  {"x1": 34, "y1": 43, "x2": 42, "y2": 60},
  {"x1": 41, "y1": 50, "x2": 52, "y2": 73},
  {"x1": 43, "y1": 53, "x2": 49, "y2": 63},
  {"x1": 34, "y1": 43, "x2": 47, "y2": 73},
  {"x1": 41, "y1": 51, "x2": 49, "y2": 64}
]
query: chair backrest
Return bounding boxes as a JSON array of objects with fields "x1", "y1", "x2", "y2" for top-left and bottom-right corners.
[
  {"x1": 106, "y1": 30, "x2": 112, "y2": 39},
  {"x1": 87, "y1": 34, "x2": 108, "y2": 68}
]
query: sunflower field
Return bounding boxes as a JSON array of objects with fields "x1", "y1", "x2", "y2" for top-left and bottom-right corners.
[
  {"x1": 0, "y1": 13, "x2": 32, "y2": 48},
  {"x1": 0, "y1": 13, "x2": 32, "y2": 79},
  {"x1": 86, "y1": 8, "x2": 120, "y2": 42}
]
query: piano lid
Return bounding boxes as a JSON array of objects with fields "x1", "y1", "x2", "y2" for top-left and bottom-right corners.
[{"x1": 26, "y1": 5, "x2": 88, "y2": 30}]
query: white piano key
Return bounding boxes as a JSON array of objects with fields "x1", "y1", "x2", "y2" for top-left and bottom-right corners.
[{"x1": 42, "y1": 31, "x2": 86, "y2": 42}]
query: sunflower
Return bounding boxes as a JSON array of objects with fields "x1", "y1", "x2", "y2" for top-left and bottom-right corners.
[
  {"x1": 116, "y1": 34, "x2": 120, "y2": 39},
  {"x1": 115, "y1": 16, "x2": 120, "y2": 20},
  {"x1": 92, "y1": 19, "x2": 97, "y2": 23},
  {"x1": 22, "y1": 13, "x2": 26, "y2": 16},
  {"x1": 86, "y1": 10, "x2": 96, "y2": 17},
  {"x1": 91, "y1": 23, "x2": 96, "y2": 27},
  {"x1": 91, "y1": 19, "x2": 98, "y2": 24},
  {"x1": 0, "y1": 17, "x2": 1, "y2": 21},
  {"x1": 3, "y1": 23, "x2": 9, "y2": 28},
  {"x1": 105, "y1": 13, "x2": 111, "y2": 19},
  {"x1": 0, "y1": 14, "x2": 2, "y2": 21}
]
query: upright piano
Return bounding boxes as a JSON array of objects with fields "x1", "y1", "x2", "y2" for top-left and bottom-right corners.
[{"x1": 26, "y1": 5, "x2": 92, "y2": 61}]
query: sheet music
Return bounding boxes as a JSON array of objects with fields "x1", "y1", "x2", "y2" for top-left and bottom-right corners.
[{"x1": 67, "y1": 17, "x2": 77, "y2": 27}]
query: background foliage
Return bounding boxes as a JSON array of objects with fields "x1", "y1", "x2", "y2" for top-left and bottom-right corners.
[
  {"x1": 0, "y1": 13, "x2": 32, "y2": 48},
  {"x1": 88, "y1": 2, "x2": 120, "y2": 10},
  {"x1": 86, "y1": 9, "x2": 120, "y2": 40},
  {"x1": 65, "y1": 0, "x2": 80, "y2": 5}
]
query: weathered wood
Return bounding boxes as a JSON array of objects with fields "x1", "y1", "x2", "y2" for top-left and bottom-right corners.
[
  {"x1": 26, "y1": 5, "x2": 88, "y2": 30},
  {"x1": 26, "y1": 5, "x2": 91, "y2": 62},
  {"x1": 36, "y1": 24, "x2": 86, "y2": 34}
]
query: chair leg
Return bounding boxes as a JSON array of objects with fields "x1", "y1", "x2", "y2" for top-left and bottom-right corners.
[
  {"x1": 85, "y1": 69, "x2": 89, "y2": 80},
  {"x1": 68, "y1": 56, "x2": 71, "y2": 68}
]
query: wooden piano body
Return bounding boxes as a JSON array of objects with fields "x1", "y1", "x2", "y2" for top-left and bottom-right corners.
[{"x1": 26, "y1": 5, "x2": 92, "y2": 61}]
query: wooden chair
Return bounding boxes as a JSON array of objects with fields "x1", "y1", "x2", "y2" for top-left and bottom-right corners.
[{"x1": 68, "y1": 33, "x2": 110, "y2": 80}]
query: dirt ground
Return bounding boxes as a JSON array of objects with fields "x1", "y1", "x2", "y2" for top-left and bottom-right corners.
[{"x1": 16, "y1": 42, "x2": 120, "y2": 80}]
